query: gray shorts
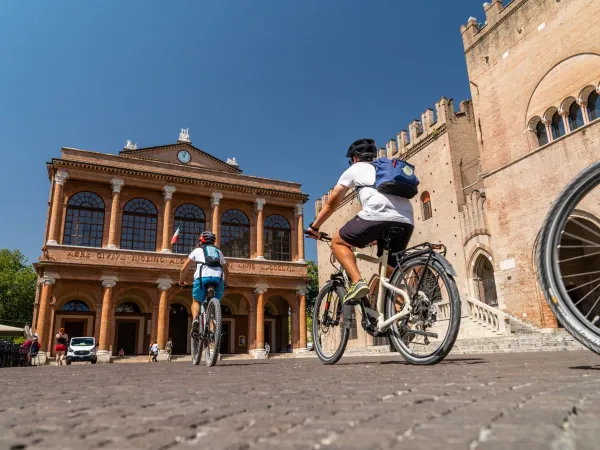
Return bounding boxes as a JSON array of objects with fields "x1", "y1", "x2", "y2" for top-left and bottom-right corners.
[{"x1": 338, "y1": 216, "x2": 413, "y2": 267}]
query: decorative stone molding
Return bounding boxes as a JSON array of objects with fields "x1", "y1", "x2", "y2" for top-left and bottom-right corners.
[
  {"x1": 211, "y1": 192, "x2": 223, "y2": 206},
  {"x1": 101, "y1": 275, "x2": 118, "y2": 288},
  {"x1": 163, "y1": 186, "x2": 176, "y2": 200},
  {"x1": 157, "y1": 278, "x2": 173, "y2": 291},
  {"x1": 295, "y1": 203, "x2": 304, "y2": 217},
  {"x1": 54, "y1": 170, "x2": 69, "y2": 186},
  {"x1": 40, "y1": 275, "x2": 57, "y2": 285},
  {"x1": 296, "y1": 285, "x2": 308, "y2": 296},
  {"x1": 255, "y1": 198, "x2": 266, "y2": 211},
  {"x1": 111, "y1": 178, "x2": 125, "y2": 193},
  {"x1": 254, "y1": 284, "x2": 268, "y2": 295},
  {"x1": 178, "y1": 128, "x2": 191, "y2": 143}
]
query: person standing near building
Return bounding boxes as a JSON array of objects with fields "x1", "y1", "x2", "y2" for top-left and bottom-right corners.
[
  {"x1": 54, "y1": 328, "x2": 68, "y2": 366},
  {"x1": 165, "y1": 338, "x2": 173, "y2": 362},
  {"x1": 150, "y1": 341, "x2": 159, "y2": 362}
]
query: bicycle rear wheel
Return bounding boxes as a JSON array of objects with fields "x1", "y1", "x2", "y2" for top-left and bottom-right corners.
[
  {"x1": 537, "y1": 160, "x2": 600, "y2": 354},
  {"x1": 386, "y1": 257, "x2": 461, "y2": 365},
  {"x1": 204, "y1": 297, "x2": 222, "y2": 367},
  {"x1": 313, "y1": 284, "x2": 349, "y2": 364},
  {"x1": 191, "y1": 333, "x2": 202, "y2": 365}
]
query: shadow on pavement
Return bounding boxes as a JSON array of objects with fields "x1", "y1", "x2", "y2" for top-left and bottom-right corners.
[
  {"x1": 336, "y1": 357, "x2": 487, "y2": 366},
  {"x1": 570, "y1": 365, "x2": 600, "y2": 370}
]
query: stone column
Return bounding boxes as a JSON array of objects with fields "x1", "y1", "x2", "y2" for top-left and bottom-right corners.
[
  {"x1": 543, "y1": 119, "x2": 552, "y2": 142},
  {"x1": 560, "y1": 111, "x2": 570, "y2": 134},
  {"x1": 211, "y1": 193, "x2": 223, "y2": 247},
  {"x1": 46, "y1": 170, "x2": 68, "y2": 245},
  {"x1": 35, "y1": 275, "x2": 55, "y2": 362},
  {"x1": 161, "y1": 186, "x2": 176, "y2": 253},
  {"x1": 295, "y1": 203, "x2": 305, "y2": 263},
  {"x1": 150, "y1": 303, "x2": 159, "y2": 344},
  {"x1": 580, "y1": 101, "x2": 590, "y2": 124},
  {"x1": 98, "y1": 276, "x2": 118, "y2": 363},
  {"x1": 291, "y1": 307, "x2": 299, "y2": 350},
  {"x1": 248, "y1": 306, "x2": 257, "y2": 351},
  {"x1": 253, "y1": 285, "x2": 267, "y2": 359},
  {"x1": 156, "y1": 279, "x2": 172, "y2": 356},
  {"x1": 106, "y1": 178, "x2": 124, "y2": 249},
  {"x1": 297, "y1": 286, "x2": 308, "y2": 351},
  {"x1": 255, "y1": 198, "x2": 266, "y2": 260},
  {"x1": 93, "y1": 303, "x2": 102, "y2": 342}
]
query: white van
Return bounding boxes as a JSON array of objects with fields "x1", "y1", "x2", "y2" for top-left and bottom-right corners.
[{"x1": 66, "y1": 337, "x2": 98, "y2": 365}]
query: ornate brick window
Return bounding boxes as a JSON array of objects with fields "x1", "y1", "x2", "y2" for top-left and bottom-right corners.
[
  {"x1": 551, "y1": 112, "x2": 565, "y2": 140},
  {"x1": 221, "y1": 209, "x2": 250, "y2": 258},
  {"x1": 62, "y1": 300, "x2": 90, "y2": 312},
  {"x1": 63, "y1": 192, "x2": 105, "y2": 247},
  {"x1": 264, "y1": 214, "x2": 291, "y2": 261},
  {"x1": 568, "y1": 102, "x2": 584, "y2": 131},
  {"x1": 588, "y1": 91, "x2": 600, "y2": 122},
  {"x1": 173, "y1": 203, "x2": 206, "y2": 254},
  {"x1": 120, "y1": 198, "x2": 158, "y2": 251},
  {"x1": 421, "y1": 191, "x2": 432, "y2": 221}
]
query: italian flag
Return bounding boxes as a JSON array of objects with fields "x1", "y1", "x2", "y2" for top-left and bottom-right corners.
[{"x1": 171, "y1": 227, "x2": 180, "y2": 244}]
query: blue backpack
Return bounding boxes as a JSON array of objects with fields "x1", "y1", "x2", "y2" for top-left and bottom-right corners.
[
  {"x1": 201, "y1": 245, "x2": 222, "y2": 269},
  {"x1": 371, "y1": 158, "x2": 419, "y2": 199}
]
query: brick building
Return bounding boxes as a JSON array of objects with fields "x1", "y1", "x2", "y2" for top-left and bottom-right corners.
[
  {"x1": 316, "y1": 0, "x2": 600, "y2": 347},
  {"x1": 33, "y1": 130, "x2": 309, "y2": 362}
]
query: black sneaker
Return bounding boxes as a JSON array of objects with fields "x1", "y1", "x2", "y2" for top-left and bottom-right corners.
[
  {"x1": 191, "y1": 318, "x2": 200, "y2": 337},
  {"x1": 344, "y1": 280, "x2": 369, "y2": 304}
]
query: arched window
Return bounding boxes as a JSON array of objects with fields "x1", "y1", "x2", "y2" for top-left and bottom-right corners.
[
  {"x1": 588, "y1": 91, "x2": 600, "y2": 122},
  {"x1": 551, "y1": 112, "x2": 565, "y2": 140},
  {"x1": 120, "y1": 198, "x2": 158, "y2": 251},
  {"x1": 115, "y1": 302, "x2": 141, "y2": 313},
  {"x1": 264, "y1": 215, "x2": 291, "y2": 261},
  {"x1": 173, "y1": 204, "x2": 206, "y2": 254},
  {"x1": 221, "y1": 209, "x2": 250, "y2": 258},
  {"x1": 63, "y1": 192, "x2": 105, "y2": 247},
  {"x1": 536, "y1": 121, "x2": 548, "y2": 147},
  {"x1": 568, "y1": 102, "x2": 584, "y2": 131},
  {"x1": 62, "y1": 300, "x2": 90, "y2": 312},
  {"x1": 421, "y1": 191, "x2": 432, "y2": 221}
]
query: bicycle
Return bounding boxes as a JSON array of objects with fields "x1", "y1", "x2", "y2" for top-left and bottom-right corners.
[
  {"x1": 537, "y1": 159, "x2": 600, "y2": 354},
  {"x1": 308, "y1": 227, "x2": 461, "y2": 365},
  {"x1": 179, "y1": 283, "x2": 222, "y2": 366}
]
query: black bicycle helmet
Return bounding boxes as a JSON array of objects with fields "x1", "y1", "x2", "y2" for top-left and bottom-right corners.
[
  {"x1": 199, "y1": 231, "x2": 216, "y2": 245},
  {"x1": 346, "y1": 138, "x2": 377, "y2": 160}
]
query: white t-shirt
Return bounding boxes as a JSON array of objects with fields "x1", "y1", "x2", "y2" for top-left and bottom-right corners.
[
  {"x1": 337, "y1": 162, "x2": 414, "y2": 224},
  {"x1": 188, "y1": 246, "x2": 227, "y2": 280}
]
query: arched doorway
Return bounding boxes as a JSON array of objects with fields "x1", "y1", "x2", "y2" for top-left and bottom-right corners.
[
  {"x1": 168, "y1": 303, "x2": 190, "y2": 354},
  {"x1": 266, "y1": 296, "x2": 292, "y2": 353},
  {"x1": 558, "y1": 216, "x2": 600, "y2": 321},
  {"x1": 474, "y1": 255, "x2": 498, "y2": 307}
]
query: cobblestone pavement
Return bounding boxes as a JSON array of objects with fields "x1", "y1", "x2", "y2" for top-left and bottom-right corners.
[{"x1": 2, "y1": 351, "x2": 600, "y2": 450}]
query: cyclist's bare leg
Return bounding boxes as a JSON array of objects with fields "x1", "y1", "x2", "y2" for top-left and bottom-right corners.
[
  {"x1": 191, "y1": 301, "x2": 200, "y2": 320},
  {"x1": 332, "y1": 232, "x2": 361, "y2": 283}
]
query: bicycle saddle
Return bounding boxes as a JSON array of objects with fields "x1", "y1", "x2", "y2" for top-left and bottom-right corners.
[{"x1": 381, "y1": 226, "x2": 406, "y2": 241}]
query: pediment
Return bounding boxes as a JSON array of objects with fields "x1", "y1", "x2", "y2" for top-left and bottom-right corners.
[{"x1": 119, "y1": 143, "x2": 241, "y2": 173}]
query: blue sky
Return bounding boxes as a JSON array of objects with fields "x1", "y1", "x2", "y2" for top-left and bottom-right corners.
[{"x1": 0, "y1": 0, "x2": 484, "y2": 265}]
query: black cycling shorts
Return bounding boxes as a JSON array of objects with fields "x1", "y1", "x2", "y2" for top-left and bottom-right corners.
[{"x1": 338, "y1": 216, "x2": 414, "y2": 267}]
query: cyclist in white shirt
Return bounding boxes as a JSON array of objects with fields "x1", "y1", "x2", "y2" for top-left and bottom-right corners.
[
  {"x1": 307, "y1": 138, "x2": 414, "y2": 303},
  {"x1": 179, "y1": 231, "x2": 228, "y2": 334}
]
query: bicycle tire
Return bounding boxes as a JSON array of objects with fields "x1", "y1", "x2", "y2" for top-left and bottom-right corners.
[
  {"x1": 537, "y1": 160, "x2": 600, "y2": 355},
  {"x1": 191, "y1": 333, "x2": 202, "y2": 365},
  {"x1": 386, "y1": 256, "x2": 461, "y2": 365},
  {"x1": 204, "y1": 297, "x2": 222, "y2": 367},
  {"x1": 313, "y1": 284, "x2": 349, "y2": 365}
]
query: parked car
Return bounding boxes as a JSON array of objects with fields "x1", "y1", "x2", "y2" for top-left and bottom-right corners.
[{"x1": 66, "y1": 337, "x2": 98, "y2": 365}]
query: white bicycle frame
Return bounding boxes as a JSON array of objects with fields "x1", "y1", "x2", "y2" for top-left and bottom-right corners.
[{"x1": 352, "y1": 248, "x2": 413, "y2": 332}]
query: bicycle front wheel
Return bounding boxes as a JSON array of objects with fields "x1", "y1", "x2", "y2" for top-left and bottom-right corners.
[
  {"x1": 204, "y1": 297, "x2": 222, "y2": 367},
  {"x1": 313, "y1": 284, "x2": 349, "y2": 364},
  {"x1": 386, "y1": 257, "x2": 461, "y2": 365},
  {"x1": 537, "y1": 160, "x2": 600, "y2": 354}
]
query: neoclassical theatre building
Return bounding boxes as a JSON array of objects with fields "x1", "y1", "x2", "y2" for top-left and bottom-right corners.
[{"x1": 33, "y1": 130, "x2": 309, "y2": 361}]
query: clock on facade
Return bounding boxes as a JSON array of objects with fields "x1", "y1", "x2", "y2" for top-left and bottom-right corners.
[{"x1": 177, "y1": 150, "x2": 191, "y2": 164}]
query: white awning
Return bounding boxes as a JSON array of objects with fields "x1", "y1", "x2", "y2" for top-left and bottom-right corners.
[{"x1": 0, "y1": 324, "x2": 25, "y2": 337}]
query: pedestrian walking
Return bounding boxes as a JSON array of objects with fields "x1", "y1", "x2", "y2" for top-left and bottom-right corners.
[
  {"x1": 265, "y1": 342, "x2": 270, "y2": 358},
  {"x1": 55, "y1": 328, "x2": 68, "y2": 366},
  {"x1": 165, "y1": 338, "x2": 173, "y2": 362},
  {"x1": 150, "y1": 341, "x2": 159, "y2": 362},
  {"x1": 30, "y1": 335, "x2": 40, "y2": 366}
]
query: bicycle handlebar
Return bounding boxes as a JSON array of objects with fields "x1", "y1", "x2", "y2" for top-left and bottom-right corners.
[{"x1": 304, "y1": 229, "x2": 332, "y2": 242}]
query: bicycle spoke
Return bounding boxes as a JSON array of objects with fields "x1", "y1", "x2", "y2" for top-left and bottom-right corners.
[
  {"x1": 585, "y1": 296, "x2": 600, "y2": 319},
  {"x1": 559, "y1": 250, "x2": 600, "y2": 263},
  {"x1": 570, "y1": 218, "x2": 600, "y2": 243},
  {"x1": 572, "y1": 281, "x2": 600, "y2": 307},
  {"x1": 562, "y1": 231, "x2": 599, "y2": 247}
]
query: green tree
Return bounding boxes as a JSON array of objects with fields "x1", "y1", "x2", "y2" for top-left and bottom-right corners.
[
  {"x1": 306, "y1": 260, "x2": 319, "y2": 343},
  {"x1": 0, "y1": 249, "x2": 37, "y2": 327}
]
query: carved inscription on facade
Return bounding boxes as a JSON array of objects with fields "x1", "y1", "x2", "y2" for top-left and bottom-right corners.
[{"x1": 65, "y1": 250, "x2": 181, "y2": 265}]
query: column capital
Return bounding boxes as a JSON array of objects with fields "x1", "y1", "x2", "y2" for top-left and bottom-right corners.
[
  {"x1": 559, "y1": 110, "x2": 569, "y2": 118},
  {"x1": 578, "y1": 100, "x2": 588, "y2": 108},
  {"x1": 254, "y1": 284, "x2": 268, "y2": 295},
  {"x1": 211, "y1": 192, "x2": 223, "y2": 206},
  {"x1": 101, "y1": 276, "x2": 118, "y2": 288},
  {"x1": 296, "y1": 285, "x2": 308, "y2": 296},
  {"x1": 54, "y1": 170, "x2": 69, "y2": 186},
  {"x1": 40, "y1": 275, "x2": 56, "y2": 286},
  {"x1": 295, "y1": 203, "x2": 304, "y2": 217},
  {"x1": 163, "y1": 185, "x2": 176, "y2": 200},
  {"x1": 111, "y1": 178, "x2": 125, "y2": 193},
  {"x1": 157, "y1": 278, "x2": 173, "y2": 291},
  {"x1": 255, "y1": 198, "x2": 266, "y2": 211},
  {"x1": 541, "y1": 118, "x2": 550, "y2": 126}
]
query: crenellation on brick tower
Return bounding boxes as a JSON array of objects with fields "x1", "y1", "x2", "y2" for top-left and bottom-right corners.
[
  {"x1": 421, "y1": 109, "x2": 435, "y2": 133},
  {"x1": 408, "y1": 120, "x2": 421, "y2": 143},
  {"x1": 435, "y1": 96, "x2": 454, "y2": 124},
  {"x1": 460, "y1": 16, "x2": 481, "y2": 49},
  {"x1": 385, "y1": 140, "x2": 397, "y2": 158},
  {"x1": 378, "y1": 148, "x2": 386, "y2": 159},
  {"x1": 484, "y1": 0, "x2": 504, "y2": 24},
  {"x1": 397, "y1": 130, "x2": 409, "y2": 156}
]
